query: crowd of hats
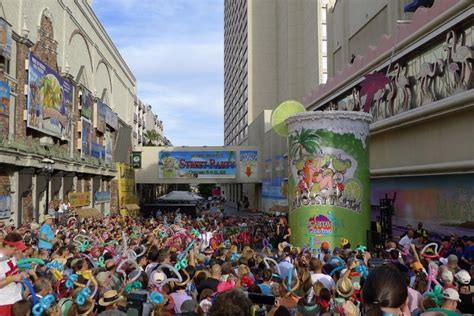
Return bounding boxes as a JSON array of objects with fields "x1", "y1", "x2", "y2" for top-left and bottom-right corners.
[{"x1": 1, "y1": 212, "x2": 473, "y2": 315}]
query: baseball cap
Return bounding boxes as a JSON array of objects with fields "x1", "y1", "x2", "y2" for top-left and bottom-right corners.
[
  {"x1": 443, "y1": 288, "x2": 461, "y2": 302},
  {"x1": 441, "y1": 270, "x2": 453, "y2": 283},
  {"x1": 454, "y1": 270, "x2": 471, "y2": 285}
]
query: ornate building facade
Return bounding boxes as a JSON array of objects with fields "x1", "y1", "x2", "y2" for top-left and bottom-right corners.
[{"x1": 0, "y1": 0, "x2": 139, "y2": 224}]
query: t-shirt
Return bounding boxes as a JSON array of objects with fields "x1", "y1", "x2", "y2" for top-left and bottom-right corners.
[
  {"x1": 310, "y1": 272, "x2": 335, "y2": 291},
  {"x1": 278, "y1": 259, "x2": 294, "y2": 280},
  {"x1": 407, "y1": 287, "x2": 423, "y2": 312},
  {"x1": 170, "y1": 291, "x2": 192, "y2": 314},
  {"x1": 426, "y1": 307, "x2": 460, "y2": 316},
  {"x1": 38, "y1": 223, "x2": 54, "y2": 250},
  {"x1": 0, "y1": 255, "x2": 22, "y2": 306},
  {"x1": 399, "y1": 235, "x2": 413, "y2": 248},
  {"x1": 197, "y1": 277, "x2": 220, "y2": 296}
]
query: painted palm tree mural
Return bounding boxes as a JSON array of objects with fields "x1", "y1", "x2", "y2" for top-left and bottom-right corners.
[{"x1": 289, "y1": 128, "x2": 322, "y2": 160}]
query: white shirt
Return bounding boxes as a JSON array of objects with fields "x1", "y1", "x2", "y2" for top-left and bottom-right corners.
[
  {"x1": 399, "y1": 235, "x2": 413, "y2": 248},
  {"x1": 0, "y1": 255, "x2": 22, "y2": 305},
  {"x1": 310, "y1": 272, "x2": 335, "y2": 291}
]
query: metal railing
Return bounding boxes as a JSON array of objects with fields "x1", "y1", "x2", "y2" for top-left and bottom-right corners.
[{"x1": 0, "y1": 135, "x2": 115, "y2": 170}]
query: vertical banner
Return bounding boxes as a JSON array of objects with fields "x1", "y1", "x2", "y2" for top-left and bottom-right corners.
[
  {"x1": 0, "y1": 195, "x2": 11, "y2": 219},
  {"x1": 239, "y1": 150, "x2": 258, "y2": 179},
  {"x1": 80, "y1": 87, "x2": 93, "y2": 119},
  {"x1": 117, "y1": 163, "x2": 137, "y2": 206},
  {"x1": 27, "y1": 53, "x2": 72, "y2": 138},
  {"x1": 0, "y1": 18, "x2": 12, "y2": 59},
  {"x1": 94, "y1": 99, "x2": 106, "y2": 133},
  {"x1": 81, "y1": 117, "x2": 92, "y2": 156},
  {"x1": 0, "y1": 80, "x2": 10, "y2": 135},
  {"x1": 105, "y1": 130, "x2": 113, "y2": 164},
  {"x1": 285, "y1": 112, "x2": 372, "y2": 248}
]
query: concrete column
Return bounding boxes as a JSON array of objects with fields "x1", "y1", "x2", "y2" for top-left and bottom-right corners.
[
  {"x1": 73, "y1": 175, "x2": 78, "y2": 191},
  {"x1": 9, "y1": 171, "x2": 19, "y2": 227},
  {"x1": 285, "y1": 111, "x2": 371, "y2": 248},
  {"x1": 31, "y1": 173, "x2": 37, "y2": 222}
]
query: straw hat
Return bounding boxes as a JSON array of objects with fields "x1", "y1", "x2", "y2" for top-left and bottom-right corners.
[
  {"x1": 98, "y1": 290, "x2": 126, "y2": 307},
  {"x1": 336, "y1": 277, "x2": 354, "y2": 298}
]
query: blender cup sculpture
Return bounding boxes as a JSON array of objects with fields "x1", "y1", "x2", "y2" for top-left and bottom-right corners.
[{"x1": 271, "y1": 101, "x2": 372, "y2": 249}]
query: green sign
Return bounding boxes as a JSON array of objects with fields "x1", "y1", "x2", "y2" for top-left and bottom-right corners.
[{"x1": 132, "y1": 152, "x2": 142, "y2": 169}]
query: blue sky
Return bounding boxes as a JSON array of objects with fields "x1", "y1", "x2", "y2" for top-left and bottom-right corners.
[{"x1": 93, "y1": 0, "x2": 224, "y2": 146}]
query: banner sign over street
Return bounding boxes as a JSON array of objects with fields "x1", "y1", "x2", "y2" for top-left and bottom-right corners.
[
  {"x1": 27, "y1": 53, "x2": 72, "y2": 139},
  {"x1": 159, "y1": 151, "x2": 236, "y2": 179}
]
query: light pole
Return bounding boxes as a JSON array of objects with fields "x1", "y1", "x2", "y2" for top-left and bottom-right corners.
[{"x1": 41, "y1": 158, "x2": 55, "y2": 215}]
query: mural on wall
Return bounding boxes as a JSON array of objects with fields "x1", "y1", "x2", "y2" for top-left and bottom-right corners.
[
  {"x1": 371, "y1": 175, "x2": 474, "y2": 238},
  {"x1": 27, "y1": 53, "x2": 72, "y2": 138},
  {"x1": 286, "y1": 112, "x2": 371, "y2": 248},
  {"x1": 329, "y1": 28, "x2": 474, "y2": 121},
  {"x1": 262, "y1": 176, "x2": 288, "y2": 213},
  {"x1": 159, "y1": 151, "x2": 236, "y2": 179},
  {"x1": 0, "y1": 18, "x2": 12, "y2": 60},
  {"x1": 239, "y1": 150, "x2": 258, "y2": 179},
  {"x1": 0, "y1": 80, "x2": 10, "y2": 135},
  {"x1": 81, "y1": 117, "x2": 92, "y2": 156}
]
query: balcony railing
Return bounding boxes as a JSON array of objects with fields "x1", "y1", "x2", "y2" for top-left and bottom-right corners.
[{"x1": 0, "y1": 135, "x2": 115, "y2": 169}]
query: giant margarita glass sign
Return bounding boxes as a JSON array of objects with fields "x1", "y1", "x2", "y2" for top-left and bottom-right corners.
[{"x1": 271, "y1": 101, "x2": 372, "y2": 248}]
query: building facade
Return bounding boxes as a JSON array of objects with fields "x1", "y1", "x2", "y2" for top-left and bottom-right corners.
[
  {"x1": 223, "y1": 0, "x2": 328, "y2": 208},
  {"x1": 144, "y1": 104, "x2": 164, "y2": 146},
  {"x1": 0, "y1": 0, "x2": 138, "y2": 225},
  {"x1": 302, "y1": 0, "x2": 473, "y2": 236}
]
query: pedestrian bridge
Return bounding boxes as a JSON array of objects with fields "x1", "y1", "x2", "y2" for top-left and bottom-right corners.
[{"x1": 135, "y1": 146, "x2": 262, "y2": 184}]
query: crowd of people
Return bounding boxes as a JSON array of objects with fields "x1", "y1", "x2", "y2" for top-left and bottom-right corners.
[{"x1": 0, "y1": 210, "x2": 472, "y2": 316}]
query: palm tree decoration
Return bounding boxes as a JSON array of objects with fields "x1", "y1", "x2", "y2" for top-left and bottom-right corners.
[
  {"x1": 143, "y1": 129, "x2": 160, "y2": 146},
  {"x1": 289, "y1": 128, "x2": 321, "y2": 160}
]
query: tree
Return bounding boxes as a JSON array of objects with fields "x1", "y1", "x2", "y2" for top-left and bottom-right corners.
[
  {"x1": 289, "y1": 128, "x2": 321, "y2": 160},
  {"x1": 143, "y1": 129, "x2": 160, "y2": 146}
]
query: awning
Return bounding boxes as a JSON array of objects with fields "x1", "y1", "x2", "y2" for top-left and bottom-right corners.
[
  {"x1": 125, "y1": 204, "x2": 140, "y2": 211},
  {"x1": 73, "y1": 208, "x2": 103, "y2": 219}
]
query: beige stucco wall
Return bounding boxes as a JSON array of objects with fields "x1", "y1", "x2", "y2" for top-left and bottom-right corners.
[
  {"x1": 326, "y1": 0, "x2": 410, "y2": 76},
  {"x1": 247, "y1": 0, "x2": 326, "y2": 126},
  {"x1": 370, "y1": 92, "x2": 474, "y2": 175},
  {"x1": 4, "y1": 0, "x2": 136, "y2": 126}
]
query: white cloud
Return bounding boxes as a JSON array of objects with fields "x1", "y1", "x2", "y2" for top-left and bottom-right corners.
[{"x1": 93, "y1": 0, "x2": 224, "y2": 146}]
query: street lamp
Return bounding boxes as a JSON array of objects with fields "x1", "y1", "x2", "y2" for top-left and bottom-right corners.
[{"x1": 41, "y1": 158, "x2": 55, "y2": 215}]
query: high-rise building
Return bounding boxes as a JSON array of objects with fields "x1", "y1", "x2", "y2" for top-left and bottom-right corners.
[
  {"x1": 223, "y1": 0, "x2": 328, "y2": 208},
  {"x1": 224, "y1": 0, "x2": 328, "y2": 147}
]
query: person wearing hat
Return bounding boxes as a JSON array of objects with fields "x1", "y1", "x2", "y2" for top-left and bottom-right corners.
[
  {"x1": 455, "y1": 269, "x2": 473, "y2": 315},
  {"x1": 98, "y1": 290, "x2": 126, "y2": 315},
  {"x1": 427, "y1": 288, "x2": 462, "y2": 316},
  {"x1": 0, "y1": 232, "x2": 28, "y2": 316},
  {"x1": 38, "y1": 215, "x2": 55, "y2": 253}
]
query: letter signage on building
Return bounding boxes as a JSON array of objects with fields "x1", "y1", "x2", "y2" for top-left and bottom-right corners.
[
  {"x1": 159, "y1": 151, "x2": 236, "y2": 179},
  {"x1": 27, "y1": 53, "x2": 72, "y2": 139}
]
